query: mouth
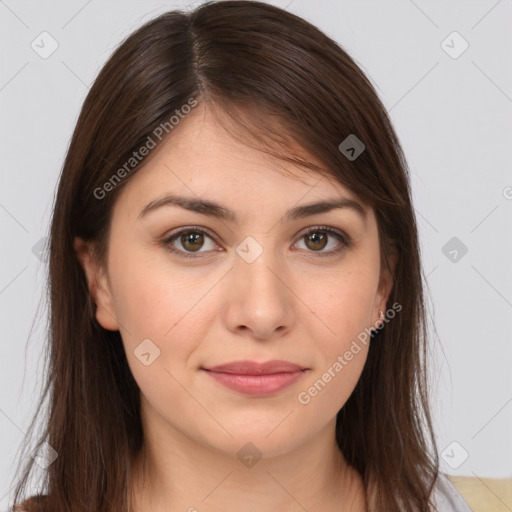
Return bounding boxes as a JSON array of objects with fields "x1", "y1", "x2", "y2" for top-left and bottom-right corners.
[{"x1": 201, "y1": 360, "x2": 309, "y2": 397}]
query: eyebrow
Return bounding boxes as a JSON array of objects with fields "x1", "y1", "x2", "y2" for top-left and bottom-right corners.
[{"x1": 138, "y1": 194, "x2": 367, "y2": 223}]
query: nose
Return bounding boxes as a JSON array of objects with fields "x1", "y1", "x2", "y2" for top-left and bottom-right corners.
[{"x1": 222, "y1": 248, "x2": 295, "y2": 341}]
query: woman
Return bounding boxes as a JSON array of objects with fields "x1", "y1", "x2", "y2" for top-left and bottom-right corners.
[{"x1": 10, "y1": 1, "x2": 473, "y2": 510}]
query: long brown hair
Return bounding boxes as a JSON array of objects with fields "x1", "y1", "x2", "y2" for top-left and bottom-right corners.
[{"x1": 11, "y1": 1, "x2": 439, "y2": 510}]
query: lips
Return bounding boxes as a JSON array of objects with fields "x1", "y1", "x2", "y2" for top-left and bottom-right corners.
[
  {"x1": 204, "y1": 360, "x2": 306, "y2": 375},
  {"x1": 202, "y1": 360, "x2": 308, "y2": 397}
]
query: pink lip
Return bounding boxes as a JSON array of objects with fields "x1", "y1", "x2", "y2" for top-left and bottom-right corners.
[{"x1": 202, "y1": 360, "x2": 308, "y2": 397}]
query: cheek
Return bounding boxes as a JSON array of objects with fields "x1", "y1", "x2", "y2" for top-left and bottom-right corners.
[
  {"x1": 298, "y1": 349, "x2": 368, "y2": 417},
  {"x1": 108, "y1": 244, "x2": 202, "y2": 339},
  {"x1": 304, "y1": 262, "x2": 379, "y2": 344},
  {"x1": 108, "y1": 261, "x2": 201, "y2": 402},
  {"x1": 107, "y1": 247, "x2": 218, "y2": 382},
  {"x1": 297, "y1": 273, "x2": 373, "y2": 414},
  {"x1": 112, "y1": 269, "x2": 171, "y2": 341},
  {"x1": 296, "y1": 259, "x2": 378, "y2": 410}
]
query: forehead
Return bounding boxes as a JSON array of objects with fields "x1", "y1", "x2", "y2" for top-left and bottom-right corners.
[{"x1": 113, "y1": 103, "x2": 368, "y2": 218}]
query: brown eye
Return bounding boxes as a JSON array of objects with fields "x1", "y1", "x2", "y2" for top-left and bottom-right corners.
[
  {"x1": 304, "y1": 231, "x2": 328, "y2": 251},
  {"x1": 180, "y1": 231, "x2": 205, "y2": 252},
  {"x1": 294, "y1": 226, "x2": 351, "y2": 257},
  {"x1": 163, "y1": 227, "x2": 218, "y2": 259}
]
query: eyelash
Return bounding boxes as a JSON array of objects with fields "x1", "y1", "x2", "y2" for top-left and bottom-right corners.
[{"x1": 162, "y1": 225, "x2": 352, "y2": 260}]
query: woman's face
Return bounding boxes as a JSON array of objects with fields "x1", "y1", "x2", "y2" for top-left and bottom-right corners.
[{"x1": 76, "y1": 104, "x2": 394, "y2": 459}]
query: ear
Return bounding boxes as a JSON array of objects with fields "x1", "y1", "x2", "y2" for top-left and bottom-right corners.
[
  {"x1": 74, "y1": 237, "x2": 119, "y2": 331},
  {"x1": 373, "y1": 247, "x2": 398, "y2": 327}
]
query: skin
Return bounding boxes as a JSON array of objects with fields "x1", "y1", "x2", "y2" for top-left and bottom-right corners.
[{"x1": 75, "y1": 103, "x2": 395, "y2": 512}]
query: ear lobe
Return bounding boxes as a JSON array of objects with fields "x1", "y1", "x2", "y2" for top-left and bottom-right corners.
[{"x1": 73, "y1": 237, "x2": 119, "y2": 331}]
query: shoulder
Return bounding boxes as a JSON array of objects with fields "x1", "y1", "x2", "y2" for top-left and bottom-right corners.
[
  {"x1": 432, "y1": 473, "x2": 473, "y2": 512},
  {"x1": 11, "y1": 494, "x2": 49, "y2": 512}
]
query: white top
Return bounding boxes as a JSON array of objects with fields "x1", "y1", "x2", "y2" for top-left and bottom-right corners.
[{"x1": 432, "y1": 473, "x2": 473, "y2": 511}]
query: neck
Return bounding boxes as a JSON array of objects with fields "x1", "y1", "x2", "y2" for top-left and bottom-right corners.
[{"x1": 130, "y1": 401, "x2": 366, "y2": 512}]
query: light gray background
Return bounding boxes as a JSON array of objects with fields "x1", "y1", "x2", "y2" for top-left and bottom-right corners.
[{"x1": 1, "y1": 0, "x2": 511, "y2": 506}]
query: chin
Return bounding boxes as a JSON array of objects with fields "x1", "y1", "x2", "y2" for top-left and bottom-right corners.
[{"x1": 198, "y1": 423, "x2": 310, "y2": 461}]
